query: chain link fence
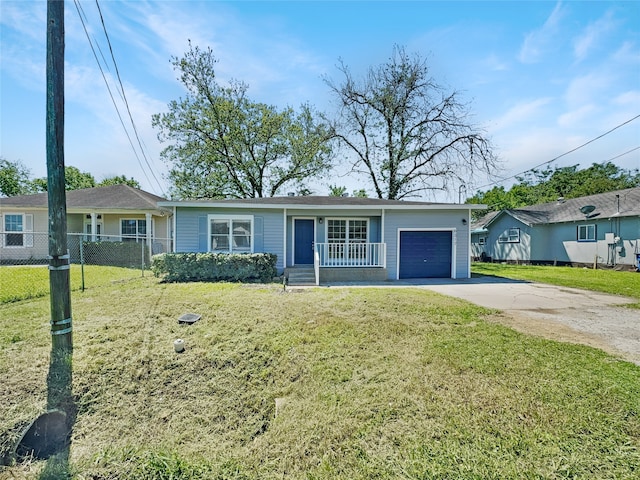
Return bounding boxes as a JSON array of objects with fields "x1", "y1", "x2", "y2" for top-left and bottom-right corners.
[{"x1": 0, "y1": 232, "x2": 173, "y2": 302}]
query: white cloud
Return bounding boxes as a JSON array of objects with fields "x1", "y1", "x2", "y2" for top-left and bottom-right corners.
[
  {"x1": 611, "y1": 90, "x2": 640, "y2": 108},
  {"x1": 573, "y1": 10, "x2": 615, "y2": 62},
  {"x1": 518, "y1": 1, "x2": 565, "y2": 64},
  {"x1": 613, "y1": 41, "x2": 640, "y2": 64},
  {"x1": 557, "y1": 105, "x2": 596, "y2": 128},
  {"x1": 563, "y1": 71, "x2": 612, "y2": 108},
  {"x1": 489, "y1": 98, "x2": 552, "y2": 133}
]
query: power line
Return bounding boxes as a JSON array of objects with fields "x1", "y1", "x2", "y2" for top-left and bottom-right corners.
[
  {"x1": 477, "y1": 114, "x2": 640, "y2": 191},
  {"x1": 73, "y1": 0, "x2": 166, "y2": 196},
  {"x1": 94, "y1": 0, "x2": 166, "y2": 195},
  {"x1": 605, "y1": 146, "x2": 640, "y2": 163}
]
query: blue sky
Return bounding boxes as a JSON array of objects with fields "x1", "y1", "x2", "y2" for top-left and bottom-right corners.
[{"x1": 1, "y1": 0, "x2": 639, "y2": 200}]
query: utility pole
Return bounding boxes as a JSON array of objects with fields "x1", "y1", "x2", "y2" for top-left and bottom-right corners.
[
  {"x1": 47, "y1": 0, "x2": 73, "y2": 405},
  {"x1": 13, "y1": 1, "x2": 72, "y2": 462}
]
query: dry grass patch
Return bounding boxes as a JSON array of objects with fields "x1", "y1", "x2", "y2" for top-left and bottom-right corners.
[{"x1": 0, "y1": 278, "x2": 638, "y2": 479}]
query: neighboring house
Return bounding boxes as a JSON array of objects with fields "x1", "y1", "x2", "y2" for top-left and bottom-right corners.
[
  {"x1": 0, "y1": 185, "x2": 172, "y2": 263},
  {"x1": 160, "y1": 195, "x2": 484, "y2": 284},
  {"x1": 471, "y1": 187, "x2": 640, "y2": 269}
]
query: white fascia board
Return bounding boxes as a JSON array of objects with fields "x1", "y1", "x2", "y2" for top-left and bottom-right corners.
[{"x1": 159, "y1": 201, "x2": 487, "y2": 211}]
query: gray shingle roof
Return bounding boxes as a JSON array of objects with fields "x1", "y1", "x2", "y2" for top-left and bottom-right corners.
[
  {"x1": 0, "y1": 185, "x2": 168, "y2": 211},
  {"x1": 160, "y1": 195, "x2": 486, "y2": 210},
  {"x1": 163, "y1": 195, "x2": 442, "y2": 206},
  {"x1": 476, "y1": 187, "x2": 640, "y2": 227}
]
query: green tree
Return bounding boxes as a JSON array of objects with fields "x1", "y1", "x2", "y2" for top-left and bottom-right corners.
[
  {"x1": 325, "y1": 45, "x2": 497, "y2": 200},
  {"x1": 0, "y1": 158, "x2": 33, "y2": 197},
  {"x1": 152, "y1": 43, "x2": 334, "y2": 199},
  {"x1": 468, "y1": 162, "x2": 640, "y2": 219},
  {"x1": 31, "y1": 166, "x2": 96, "y2": 192},
  {"x1": 98, "y1": 175, "x2": 141, "y2": 188},
  {"x1": 328, "y1": 185, "x2": 347, "y2": 196}
]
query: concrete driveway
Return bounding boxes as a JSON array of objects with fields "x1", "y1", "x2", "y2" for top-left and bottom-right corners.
[{"x1": 408, "y1": 276, "x2": 640, "y2": 365}]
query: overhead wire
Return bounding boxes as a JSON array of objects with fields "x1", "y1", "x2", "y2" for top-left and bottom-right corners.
[
  {"x1": 94, "y1": 0, "x2": 166, "y2": 195},
  {"x1": 476, "y1": 114, "x2": 640, "y2": 191},
  {"x1": 72, "y1": 0, "x2": 166, "y2": 196}
]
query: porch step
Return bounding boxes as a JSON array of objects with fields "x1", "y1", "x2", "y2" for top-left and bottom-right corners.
[{"x1": 286, "y1": 268, "x2": 316, "y2": 286}]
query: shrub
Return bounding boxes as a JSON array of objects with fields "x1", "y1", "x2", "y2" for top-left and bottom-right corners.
[{"x1": 151, "y1": 252, "x2": 277, "y2": 283}]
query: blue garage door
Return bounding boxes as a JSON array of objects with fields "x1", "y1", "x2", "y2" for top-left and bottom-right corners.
[{"x1": 399, "y1": 231, "x2": 452, "y2": 278}]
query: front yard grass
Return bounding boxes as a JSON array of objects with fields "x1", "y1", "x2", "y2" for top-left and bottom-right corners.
[
  {"x1": 472, "y1": 263, "x2": 640, "y2": 306},
  {"x1": 0, "y1": 265, "x2": 144, "y2": 304},
  {"x1": 1, "y1": 278, "x2": 638, "y2": 479}
]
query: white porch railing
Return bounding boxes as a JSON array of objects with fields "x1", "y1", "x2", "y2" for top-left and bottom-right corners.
[{"x1": 315, "y1": 242, "x2": 386, "y2": 267}]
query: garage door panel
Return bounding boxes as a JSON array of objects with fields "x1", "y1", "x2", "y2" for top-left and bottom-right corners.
[{"x1": 399, "y1": 231, "x2": 452, "y2": 278}]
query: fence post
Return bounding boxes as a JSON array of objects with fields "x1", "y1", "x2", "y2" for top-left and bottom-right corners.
[{"x1": 80, "y1": 237, "x2": 85, "y2": 292}]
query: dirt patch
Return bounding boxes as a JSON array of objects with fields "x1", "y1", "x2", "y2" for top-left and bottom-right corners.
[{"x1": 487, "y1": 308, "x2": 640, "y2": 366}]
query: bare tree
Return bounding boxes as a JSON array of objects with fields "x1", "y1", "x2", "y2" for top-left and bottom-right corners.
[{"x1": 325, "y1": 46, "x2": 498, "y2": 200}]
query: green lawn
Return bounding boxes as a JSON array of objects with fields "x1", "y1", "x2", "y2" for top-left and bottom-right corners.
[
  {"x1": 1, "y1": 278, "x2": 638, "y2": 479},
  {"x1": 472, "y1": 263, "x2": 640, "y2": 306},
  {"x1": 0, "y1": 265, "x2": 145, "y2": 304}
]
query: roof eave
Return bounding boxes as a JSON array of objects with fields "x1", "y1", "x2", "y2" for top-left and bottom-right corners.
[{"x1": 159, "y1": 201, "x2": 486, "y2": 210}]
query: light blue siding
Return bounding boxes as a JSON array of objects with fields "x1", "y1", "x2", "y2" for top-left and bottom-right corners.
[
  {"x1": 175, "y1": 206, "x2": 475, "y2": 278},
  {"x1": 485, "y1": 213, "x2": 639, "y2": 267},
  {"x1": 384, "y1": 210, "x2": 470, "y2": 279},
  {"x1": 175, "y1": 207, "x2": 285, "y2": 270},
  {"x1": 487, "y1": 215, "x2": 531, "y2": 262}
]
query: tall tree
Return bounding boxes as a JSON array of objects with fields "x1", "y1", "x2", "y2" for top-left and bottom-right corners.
[
  {"x1": 152, "y1": 43, "x2": 334, "y2": 199},
  {"x1": 325, "y1": 45, "x2": 497, "y2": 200},
  {"x1": 32, "y1": 166, "x2": 96, "y2": 192},
  {"x1": 0, "y1": 158, "x2": 33, "y2": 197},
  {"x1": 98, "y1": 175, "x2": 141, "y2": 188}
]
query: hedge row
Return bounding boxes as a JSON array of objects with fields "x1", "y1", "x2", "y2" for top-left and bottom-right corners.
[{"x1": 151, "y1": 252, "x2": 278, "y2": 283}]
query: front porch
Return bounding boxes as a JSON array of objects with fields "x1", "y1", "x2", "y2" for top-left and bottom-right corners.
[
  {"x1": 287, "y1": 242, "x2": 387, "y2": 286},
  {"x1": 314, "y1": 242, "x2": 386, "y2": 268},
  {"x1": 285, "y1": 265, "x2": 388, "y2": 286}
]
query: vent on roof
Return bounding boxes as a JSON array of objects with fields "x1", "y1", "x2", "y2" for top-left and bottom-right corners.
[{"x1": 557, "y1": 197, "x2": 565, "y2": 204}]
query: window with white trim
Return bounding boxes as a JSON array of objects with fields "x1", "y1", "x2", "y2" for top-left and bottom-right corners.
[
  {"x1": 121, "y1": 219, "x2": 147, "y2": 242},
  {"x1": 2, "y1": 213, "x2": 33, "y2": 248},
  {"x1": 498, "y1": 227, "x2": 520, "y2": 243},
  {"x1": 327, "y1": 218, "x2": 368, "y2": 258},
  {"x1": 577, "y1": 224, "x2": 596, "y2": 242},
  {"x1": 208, "y1": 215, "x2": 253, "y2": 253}
]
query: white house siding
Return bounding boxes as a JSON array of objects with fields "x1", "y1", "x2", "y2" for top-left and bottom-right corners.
[
  {"x1": 383, "y1": 210, "x2": 470, "y2": 279},
  {"x1": 174, "y1": 207, "x2": 285, "y2": 271}
]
